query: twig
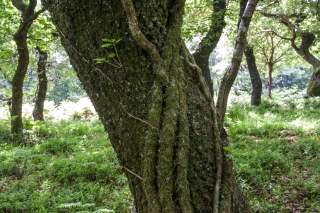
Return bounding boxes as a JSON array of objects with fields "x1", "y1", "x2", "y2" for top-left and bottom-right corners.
[{"x1": 123, "y1": 166, "x2": 143, "y2": 180}]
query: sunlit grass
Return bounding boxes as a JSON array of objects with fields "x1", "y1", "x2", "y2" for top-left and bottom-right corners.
[
  {"x1": 1, "y1": 93, "x2": 319, "y2": 212},
  {"x1": 227, "y1": 94, "x2": 320, "y2": 213},
  {"x1": 0, "y1": 100, "x2": 130, "y2": 213}
]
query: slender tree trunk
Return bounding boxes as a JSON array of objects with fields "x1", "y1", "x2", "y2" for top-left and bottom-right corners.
[
  {"x1": 244, "y1": 45, "x2": 262, "y2": 105},
  {"x1": 43, "y1": 0, "x2": 252, "y2": 212},
  {"x1": 33, "y1": 46, "x2": 48, "y2": 121},
  {"x1": 11, "y1": 32, "x2": 29, "y2": 134},
  {"x1": 10, "y1": 0, "x2": 45, "y2": 135},
  {"x1": 216, "y1": 0, "x2": 259, "y2": 126},
  {"x1": 267, "y1": 62, "x2": 273, "y2": 99}
]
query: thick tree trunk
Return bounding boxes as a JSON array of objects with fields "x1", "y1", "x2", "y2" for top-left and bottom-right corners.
[
  {"x1": 43, "y1": 0, "x2": 251, "y2": 212},
  {"x1": 244, "y1": 45, "x2": 262, "y2": 105},
  {"x1": 307, "y1": 67, "x2": 320, "y2": 96},
  {"x1": 33, "y1": 46, "x2": 48, "y2": 121}
]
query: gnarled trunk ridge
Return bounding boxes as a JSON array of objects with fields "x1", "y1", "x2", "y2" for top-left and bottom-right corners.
[{"x1": 43, "y1": 0, "x2": 252, "y2": 212}]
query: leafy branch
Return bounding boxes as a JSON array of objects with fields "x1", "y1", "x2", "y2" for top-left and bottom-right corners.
[{"x1": 94, "y1": 38, "x2": 123, "y2": 68}]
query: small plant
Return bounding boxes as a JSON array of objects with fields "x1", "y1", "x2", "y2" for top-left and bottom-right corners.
[
  {"x1": 94, "y1": 38, "x2": 122, "y2": 68},
  {"x1": 39, "y1": 137, "x2": 77, "y2": 155},
  {"x1": 58, "y1": 202, "x2": 96, "y2": 212}
]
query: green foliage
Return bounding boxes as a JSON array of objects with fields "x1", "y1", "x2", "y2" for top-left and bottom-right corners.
[
  {"x1": 46, "y1": 68, "x2": 87, "y2": 105},
  {"x1": 182, "y1": 0, "x2": 214, "y2": 41},
  {"x1": 39, "y1": 138, "x2": 77, "y2": 155},
  {"x1": 94, "y1": 38, "x2": 122, "y2": 68},
  {"x1": 71, "y1": 107, "x2": 95, "y2": 121},
  {"x1": 0, "y1": 101, "x2": 131, "y2": 212}
]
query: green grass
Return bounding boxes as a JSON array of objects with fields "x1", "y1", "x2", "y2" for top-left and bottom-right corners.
[
  {"x1": 227, "y1": 95, "x2": 320, "y2": 213},
  {"x1": 0, "y1": 110, "x2": 131, "y2": 213},
  {"x1": 0, "y1": 95, "x2": 319, "y2": 212}
]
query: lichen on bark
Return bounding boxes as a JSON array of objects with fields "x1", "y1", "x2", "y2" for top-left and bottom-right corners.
[{"x1": 307, "y1": 67, "x2": 320, "y2": 97}]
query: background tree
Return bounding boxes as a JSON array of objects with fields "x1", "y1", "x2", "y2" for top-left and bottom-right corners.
[
  {"x1": 238, "y1": 0, "x2": 262, "y2": 106},
  {"x1": 244, "y1": 45, "x2": 262, "y2": 105},
  {"x1": 258, "y1": 0, "x2": 320, "y2": 96},
  {"x1": 42, "y1": 0, "x2": 260, "y2": 212},
  {"x1": 32, "y1": 46, "x2": 48, "y2": 121},
  {"x1": 189, "y1": 0, "x2": 226, "y2": 96},
  {"x1": 1, "y1": 0, "x2": 79, "y2": 127},
  {"x1": 216, "y1": 0, "x2": 259, "y2": 125},
  {"x1": 10, "y1": 0, "x2": 45, "y2": 134},
  {"x1": 253, "y1": 31, "x2": 289, "y2": 98}
]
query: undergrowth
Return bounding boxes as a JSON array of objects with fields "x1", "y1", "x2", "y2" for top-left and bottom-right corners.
[
  {"x1": 0, "y1": 107, "x2": 131, "y2": 213},
  {"x1": 226, "y1": 94, "x2": 320, "y2": 213},
  {"x1": 0, "y1": 94, "x2": 319, "y2": 212}
]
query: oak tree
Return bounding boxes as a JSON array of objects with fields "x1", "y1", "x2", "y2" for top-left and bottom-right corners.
[{"x1": 42, "y1": 0, "x2": 258, "y2": 212}]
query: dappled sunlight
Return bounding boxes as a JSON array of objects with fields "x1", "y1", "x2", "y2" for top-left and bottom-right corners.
[
  {"x1": 289, "y1": 117, "x2": 319, "y2": 132},
  {"x1": 0, "y1": 105, "x2": 10, "y2": 119},
  {"x1": 227, "y1": 96, "x2": 320, "y2": 212},
  {"x1": 46, "y1": 98, "x2": 97, "y2": 121},
  {"x1": 263, "y1": 111, "x2": 278, "y2": 120},
  {"x1": 0, "y1": 98, "x2": 97, "y2": 122}
]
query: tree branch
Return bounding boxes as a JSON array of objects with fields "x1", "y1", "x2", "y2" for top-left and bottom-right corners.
[
  {"x1": 257, "y1": 0, "x2": 279, "y2": 11},
  {"x1": 11, "y1": 0, "x2": 27, "y2": 12},
  {"x1": 16, "y1": 8, "x2": 46, "y2": 37},
  {"x1": 192, "y1": 0, "x2": 226, "y2": 95}
]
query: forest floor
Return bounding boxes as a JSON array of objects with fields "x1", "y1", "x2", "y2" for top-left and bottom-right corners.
[
  {"x1": 227, "y1": 93, "x2": 320, "y2": 213},
  {"x1": 0, "y1": 94, "x2": 319, "y2": 212}
]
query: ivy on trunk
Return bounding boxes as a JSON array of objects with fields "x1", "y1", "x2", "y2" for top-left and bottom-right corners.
[{"x1": 43, "y1": 0, "x2": 252, "y2": 212}]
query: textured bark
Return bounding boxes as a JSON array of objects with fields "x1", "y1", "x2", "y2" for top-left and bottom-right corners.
[
  {"x1": 43, "y1": 0, "x2": 251, "y2": 212},
  {"x1": 307, "y1": 67, "x2": 320, "y2": 96},
  {"x1": 33, "y1": 46, "x2": 48, "y2": 121},
  {"x1": 216, "y1": 0, "x2": 259, "y2": 126},
  {"x1": 290, "y1": 32, "x2": 320, "y2": 97},
  {"x1": 10, "y1": 0, "x2": 45, "y2": 134},
  {"x1": 244, "y1": 45, "x2": 262, "y2": 105},
  {"x1": 192, "y1": 0, "x2": 226, "y2": 96}
]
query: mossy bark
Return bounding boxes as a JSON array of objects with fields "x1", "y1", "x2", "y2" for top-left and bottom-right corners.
[
  {"x1": 43, "y1": 0, "x2": 251, "y2": 212},
  {"x1": 307, "y1": 67, "x2": 320, "y2": 97},
  {"x1": 11, "y1": 32, "x2": 29, "y2": 135}
]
